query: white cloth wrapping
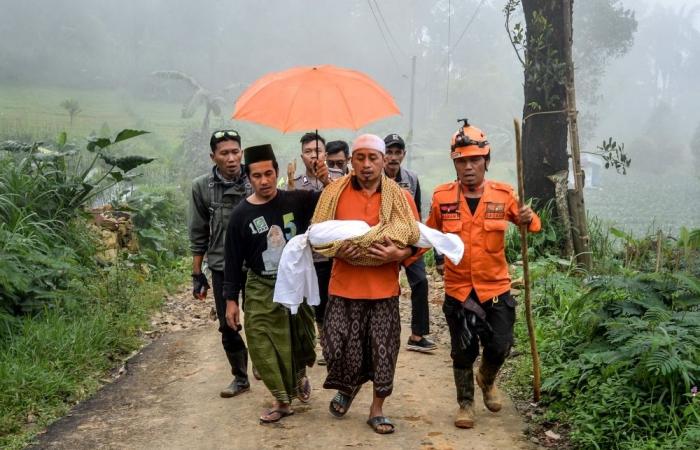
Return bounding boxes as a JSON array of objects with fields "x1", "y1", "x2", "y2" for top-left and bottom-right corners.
[
  {"x1": 272, "y1": 233, "x2": 320, "y2": 314},
  {"x1": 415, "y1": 222, "x2": 464, "y2": 265},
  {"x1": 273, "y1": 220, "x2": 464, "y2": 313}
]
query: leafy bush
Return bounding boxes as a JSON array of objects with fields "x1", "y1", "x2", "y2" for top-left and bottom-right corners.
[
  {"x1": 505, "y1": 200, "x2": 561, "y2": 262},
  {"x1": 518, "y1": 264, "x2": 700, "y2": 449},
  {"x1": 0, "y1": 157, "x2": 93, "y2": 315},
  {"x1": 0, "y1": 130, "x2": 187, "y2": 449},
  {"x1": 0, "y1": 130, "x2": 154, "y2": 315},
  {"x1": 120, "y1": 185, "x2": 189, "y2": 268}
]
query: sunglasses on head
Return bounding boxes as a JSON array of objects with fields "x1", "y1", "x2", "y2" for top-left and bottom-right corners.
[{"x1": 213, "y1": 130, "x2": 240, "y2": 139}]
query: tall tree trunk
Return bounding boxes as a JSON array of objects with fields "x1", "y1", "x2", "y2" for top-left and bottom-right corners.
[{"x1": 521, "y1": 0, "x2": 569, "y2": 206}]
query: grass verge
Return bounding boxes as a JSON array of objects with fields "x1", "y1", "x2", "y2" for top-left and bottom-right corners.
[{"x1": 0, "y1": 260, "x2": 186, "y2": 450}]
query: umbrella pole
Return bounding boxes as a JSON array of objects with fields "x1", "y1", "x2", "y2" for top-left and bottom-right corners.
[
  {"x1": 513, "y1": 118, "x2": 541, "y2": 402},
  {"x1": 315, "y1": 129, "x2": 319, "y2": 159},
  {"x1": 314, "y1": 128, "x2": 320, "y2": 189}
]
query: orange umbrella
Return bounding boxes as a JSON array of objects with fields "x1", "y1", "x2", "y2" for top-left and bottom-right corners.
[{"x1": 232, "y1": 65, "x2": 400, "y2": 132}]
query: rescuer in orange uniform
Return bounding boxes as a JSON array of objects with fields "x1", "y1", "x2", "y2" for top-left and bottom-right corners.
[{"x1": 426, "y1": 119, "x2": 541, "y2": 429}]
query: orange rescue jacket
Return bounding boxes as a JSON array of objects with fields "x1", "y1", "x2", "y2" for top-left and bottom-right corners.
[{"x1": 426, "y1": 180, "x2": 541, "y2": 303}]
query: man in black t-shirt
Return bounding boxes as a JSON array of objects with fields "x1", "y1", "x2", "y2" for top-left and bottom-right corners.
[{"x1": 223, "y1": 144, "x2": 329, "y2": 424}]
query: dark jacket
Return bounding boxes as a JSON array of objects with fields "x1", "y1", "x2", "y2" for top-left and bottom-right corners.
[{"x1": 188, "y1": 166, "x2": 251, "y2": 271}]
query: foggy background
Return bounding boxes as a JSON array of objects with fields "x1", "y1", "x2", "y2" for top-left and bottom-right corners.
[{"x1": 1, "y1": 0, "x2": 699, "y2": 230}]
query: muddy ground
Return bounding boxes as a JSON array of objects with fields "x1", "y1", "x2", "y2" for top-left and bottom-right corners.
[{"x1": 30, "y1": 274, "x2": 538, "y2": 450}]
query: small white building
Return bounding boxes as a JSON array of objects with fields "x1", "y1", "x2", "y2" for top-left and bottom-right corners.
[{"x1": 568, "y1": 153, "x2": 604, "y2": 189}]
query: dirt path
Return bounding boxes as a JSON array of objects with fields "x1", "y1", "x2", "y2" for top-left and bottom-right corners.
[{"x1": 31, "y1": 279, "x2": 535, "y2": 450}]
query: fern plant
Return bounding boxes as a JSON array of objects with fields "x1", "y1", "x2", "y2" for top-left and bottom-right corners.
[{"x1": 536, "y1": 270, "x2": 700, "y2": 448}]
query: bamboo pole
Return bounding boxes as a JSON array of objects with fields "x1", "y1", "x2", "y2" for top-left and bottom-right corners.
[
  {"x1": 655, "y1": 229, "x2": 663, "y2": 272},
  {"x1": 514, "y1": 118, "x2": 541, "y2": 402},
  {"x1": 562, "y1": 0, "x2": 592, "y2": 270}
]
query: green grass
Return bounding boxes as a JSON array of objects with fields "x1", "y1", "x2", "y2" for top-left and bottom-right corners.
[
  {"x1": 0, "y1": 82, "x2": 519, "y2": 194},
  {"x1": 585, "y1": 171, "x2": 700, "y2": 235},
  {"x1": 0, "y1": 261, "x2": 186, "y2": 450},
  {"x1": 0, "y1": 125, "x2": 190, "y2": 448},
  {"x1": 0, "y1": 84, "x2": 188, "y2": 151}
]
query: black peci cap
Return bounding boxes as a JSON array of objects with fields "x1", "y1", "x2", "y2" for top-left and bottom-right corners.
[{"x1": 244, "y1": 144, "x2": 276, "y2": 165}]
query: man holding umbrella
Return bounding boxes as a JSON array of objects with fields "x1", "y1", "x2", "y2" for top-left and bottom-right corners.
[
  {"x1": 291, "y1": 132, "x2": 328, "y2": 189},
  {"x1": 426, "y1": 120, "x2": 540, "y2": 428},
  {"x1": 288, "y1": 131, "x2": 335, "y2": 365}
]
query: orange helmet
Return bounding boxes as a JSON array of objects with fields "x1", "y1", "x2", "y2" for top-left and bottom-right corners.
[{"x1": 450, "y1": 119, "x2": 490, "y2": 159}]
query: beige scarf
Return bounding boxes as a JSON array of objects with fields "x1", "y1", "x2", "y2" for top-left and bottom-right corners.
[{"x1": 311, "y1": 174, "x2": 420, "y2": 266}]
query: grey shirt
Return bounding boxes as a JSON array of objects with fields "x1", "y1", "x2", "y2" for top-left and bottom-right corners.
[{"x1": 292, "y1": 173, "x2": 325, "y2": 192}]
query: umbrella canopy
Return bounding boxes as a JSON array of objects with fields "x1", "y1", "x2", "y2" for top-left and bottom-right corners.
[{"x1": 232, "y1": 65, "x2": 400, "y2": 132}]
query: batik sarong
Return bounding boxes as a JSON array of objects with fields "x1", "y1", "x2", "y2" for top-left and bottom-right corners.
[{"x1": 322, "y1": 295, "x2": 401, "y2": 398}]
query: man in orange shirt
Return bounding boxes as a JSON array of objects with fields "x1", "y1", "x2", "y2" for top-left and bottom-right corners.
[
  {"x1": 320, "y1": 134, "x2": 420, "y2": 435},
  {"x1": 426, "y1": 120, "x2": 541, "y2": 429}
]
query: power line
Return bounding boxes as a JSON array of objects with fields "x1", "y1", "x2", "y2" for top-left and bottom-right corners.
[
  {"x1": 372, "y1": 0, "x2": 408, "y2": 59},
  {"x1": 444, "y1": 0, "x2": 487, "y2": 103},
  {"x1": 367, "y1": 0, "x2": 403, "y2": 72},
  {"x1": 452, "y1": 0, "x2": 486, "y2": 51}
]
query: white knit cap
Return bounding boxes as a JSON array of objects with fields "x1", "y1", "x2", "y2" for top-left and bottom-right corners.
[{"x1": 351, "y1": 134, "x2": 386, "y2": 155}]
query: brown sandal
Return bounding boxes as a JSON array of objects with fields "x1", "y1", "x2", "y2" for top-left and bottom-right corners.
[{"x1": 259, "y1": 408, "x2": 294, "y2": 424}]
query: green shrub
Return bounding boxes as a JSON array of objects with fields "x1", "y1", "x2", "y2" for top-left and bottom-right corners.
[
  {"x1": 0, "y1": 131, "x2": 154, "y2": 315},
  {"x1": 505, "y1": 200, "x2": 561, "y2": 262},
  {"x1": 118, "y1": 185, "x2": 188, "y2": 269},
  {"x1": 0, "y1": 130, "x2": 186, "y2": 448},
  {"x1": 517, "y1": 263, "x2": 700, "y2": 449}
]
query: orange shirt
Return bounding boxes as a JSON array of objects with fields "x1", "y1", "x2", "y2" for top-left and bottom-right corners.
[
  {"x1": 426, "y1": 180, "x2": 541, "y2": 303},
  {"x1": 329, "y1": 179, "x2": 420, "y2": 300}
]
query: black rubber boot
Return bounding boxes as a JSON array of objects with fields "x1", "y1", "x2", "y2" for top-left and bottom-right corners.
[
  {"x1": 453, "y1": 367, "x2": 475, "y2": 428},
  {"x1": 476, "y1": 359, "x2": 503, "y2": 412},
  {"x1": 221, "y1": 349, "x2": 250, "y2": 398}
]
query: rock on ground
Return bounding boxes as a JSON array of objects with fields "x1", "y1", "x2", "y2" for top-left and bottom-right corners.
[{"x1": 31, "y1": 271, "x2": 535, "y2": 450}]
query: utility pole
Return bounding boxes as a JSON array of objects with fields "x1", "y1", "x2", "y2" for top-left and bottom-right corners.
[
  {"x1": 407, "y1": 55, "x2": 417, "y2": 170},
  {"x1": 562, "y1": 0, "x2": 592, "y2": 269},
  {"x1": 445, "y1": 0, "x2": 451, "y2": 105}
]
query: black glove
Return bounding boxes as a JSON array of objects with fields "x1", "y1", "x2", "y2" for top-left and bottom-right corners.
[
  {"x1": 436, "y1": 263, "x2": 445, "y2": 277},
  {"x1": 455, "y1": 309, "x2": 474, "y2": 351},
  {"x1": 434, "y1": 251, "x2": 445, "y2": 266},
  {"x1": 192, "y1": 272, "x2": 210, "y2": 300}
]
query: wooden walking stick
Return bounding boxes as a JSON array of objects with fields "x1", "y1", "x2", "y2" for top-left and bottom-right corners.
[{"x1": 513, "y1": 118, "x2": 541, "y2": 402}]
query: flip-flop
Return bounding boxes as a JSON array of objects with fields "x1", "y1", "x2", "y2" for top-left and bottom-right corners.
[
  {"x1": 366, "y1": 416, "x2": 395, "y2": 434},
  {"x1": 259, "y1": 408, "x2": 294, "y2": 424},
  {"x1": 298, "y1": 376, "x2": 311, "y2": 403},
  {"x1": 328, "y1": 385, "x2": 362, "y2": 418}
]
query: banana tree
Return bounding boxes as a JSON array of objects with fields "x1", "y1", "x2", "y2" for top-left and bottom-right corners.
[{"x1": 153, "y1": 70, "x2": 225, "y2": 134}]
